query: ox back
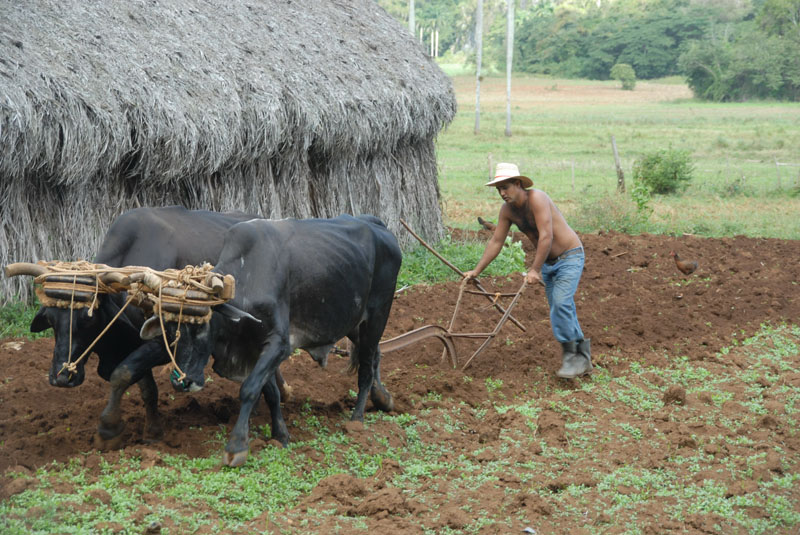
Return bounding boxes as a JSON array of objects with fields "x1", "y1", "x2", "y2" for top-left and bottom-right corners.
[
  {"x1": 145, "y1": 214, "x2": 401, "y2": 466},
  {"x1": 212, "y1": 214, "x2": 400, "y2": 381}
]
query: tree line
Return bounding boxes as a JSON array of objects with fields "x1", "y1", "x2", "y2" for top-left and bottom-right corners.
[{"x1": 376, "y1": 0, "x2": 800, "y2": 101}]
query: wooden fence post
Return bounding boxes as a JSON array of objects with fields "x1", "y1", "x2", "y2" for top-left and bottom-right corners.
[
  {"x1": 611, "y1": 135, "x2": 625, "y2": 193},
  {"x1": 571, "y1": 159, "x2": 575, "y2": 195}
]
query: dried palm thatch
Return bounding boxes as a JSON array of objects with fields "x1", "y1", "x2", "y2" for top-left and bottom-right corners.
[{"x1": 0, "y1": 0, "x2": 456, "y2": 303}]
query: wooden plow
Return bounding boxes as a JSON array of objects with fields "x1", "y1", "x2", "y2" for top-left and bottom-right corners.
[{"x1": 376, "y1": 220, "x2": 528, "y2": 370}]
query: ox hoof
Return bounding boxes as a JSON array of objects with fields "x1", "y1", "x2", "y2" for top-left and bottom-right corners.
[
  {"x1": 141, "y1": 427, "x2": 164, "y2": 445},
  {"x1": 143, "y1": 422, "x2": 164, "y2": 443},
  {"x1": 222, "y1": 449, "x2": 249, "y2": 468},
  {"x1": 370, "y1": 389, "x2": 394, "y2": 412},
  {"x1": 92, "y1": 432, "x2": 124, "y2": 451},
  {"x1": 279, "y1": 383, "x2": 293, "y2": 403}
]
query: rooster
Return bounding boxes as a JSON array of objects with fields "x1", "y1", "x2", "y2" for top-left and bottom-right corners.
[
  {"x1": 477, "y1": 216, "x2": 496, "y2": 232},
  {"x1": 670, "y1": 250, "x2": 698, "y2": 275}
]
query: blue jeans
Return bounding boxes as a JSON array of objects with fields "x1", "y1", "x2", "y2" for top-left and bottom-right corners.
[{"x1": 540, "y1": 247, "x2": 585, "y2": 343}]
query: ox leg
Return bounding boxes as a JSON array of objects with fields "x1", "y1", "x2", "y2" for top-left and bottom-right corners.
[
  {"x1": 223, "y1": 337, "x2": 287, "y2": 468},
  {"x1": 136, "y1": 370, "x2": 164, "y2": 443},
  {"x1": 95, "y1": 343, "x2": 167, "y2": 450},
  {"x1": 350, "y1": 326, "x2": 379, "y2": 422},
  {"x1": 94, "y1": 365, "x2": 134, "y2": 450},
  {"x1": 370, "y1": 349, "x2": 394, "y2": 412},
  {"x1": 260, "y1": 374, "x2": 290, "y2": 445}
]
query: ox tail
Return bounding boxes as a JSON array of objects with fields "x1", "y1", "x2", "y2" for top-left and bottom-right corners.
[{"x1": 345, "y1": 339, "x2": 359, "y2": 375}]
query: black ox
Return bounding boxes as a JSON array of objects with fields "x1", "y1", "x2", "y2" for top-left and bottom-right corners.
[
  {"x1": 139, "y1": 214, "x2": 401, "y2": 467},
  {"x1": 9, "y1": 206, "x2": 283, "y2": 448}
]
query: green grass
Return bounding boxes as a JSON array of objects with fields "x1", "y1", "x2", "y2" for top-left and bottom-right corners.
[
  {"x1": 0, "y1": 298, "x2": 46, "y2": 340},
  {"x1": 437, "y1": 73, "x2": 800, "y2": 239},
  {"x1": 397, "y1": 234, "x2": 526, "y2": 287}
]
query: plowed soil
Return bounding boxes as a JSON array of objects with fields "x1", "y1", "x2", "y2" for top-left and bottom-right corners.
[{"x1": 2, "y1": 229, "x2": 799, "y2": 533}]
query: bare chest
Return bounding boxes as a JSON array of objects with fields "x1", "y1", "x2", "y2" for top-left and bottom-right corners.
[{"x1": 508, "y1": 208, "x2": 539, "y2": 240}]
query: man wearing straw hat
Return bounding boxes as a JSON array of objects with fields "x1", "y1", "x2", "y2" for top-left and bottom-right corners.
[{"x1": 464, "y1": 162, "x2": 591, "y2": 379}]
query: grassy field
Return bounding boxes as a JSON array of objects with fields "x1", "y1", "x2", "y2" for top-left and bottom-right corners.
[{"x1": 436, "y1": 73, "x2": 800, "y2": 239}]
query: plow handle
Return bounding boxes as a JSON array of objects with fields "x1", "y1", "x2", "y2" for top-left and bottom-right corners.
[{"x1": 399, "y1": 219, "x2": 526, "y2": 333}]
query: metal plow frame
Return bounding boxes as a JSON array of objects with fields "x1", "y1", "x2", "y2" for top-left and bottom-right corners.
[
  {"x1": 378, "y1": 279, "x2": 527, "y2": 370},
  {"x1": 374, "y1": 220, "x2": 528, "y2": 370}
]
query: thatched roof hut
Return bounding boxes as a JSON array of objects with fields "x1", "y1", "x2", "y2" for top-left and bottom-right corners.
[{"x1": 0, "y1": 0, "x2": 456, "y2": 302}]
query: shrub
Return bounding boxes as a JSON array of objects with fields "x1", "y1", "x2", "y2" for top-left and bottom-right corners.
[
  {"x1": 610, "y1": 63, "x2": 636, "y2": 90},
  {"x1": 630, "y1": 177, "x2": 654, "y2": 218},
  {"x1": 632, "y1": 148, "x2": 694, "y2": 194}
]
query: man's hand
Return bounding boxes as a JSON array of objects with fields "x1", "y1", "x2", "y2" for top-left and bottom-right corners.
[
  {"x1": 525, "y1": 269, "x2": 544, "y2": 286},
  {"x1": 463, "y1": 270, "x2": 479, "y2": 281}
]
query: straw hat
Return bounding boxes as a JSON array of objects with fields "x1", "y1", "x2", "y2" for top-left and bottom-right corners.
[{"x1": 485, "y1": 162, "x2": 533, "y2": 188}]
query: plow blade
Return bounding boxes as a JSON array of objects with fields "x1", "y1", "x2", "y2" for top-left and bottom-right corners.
[{"x1": 379, "y1": 325, "x2": 458, "y2": 368}]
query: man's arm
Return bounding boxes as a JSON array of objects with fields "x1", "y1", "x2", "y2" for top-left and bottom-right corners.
[
  {"x1": 464, "y1": 206, "x2": 512, "y2": 280},
  {"x1": 526, "y1": 191, "x2": 553, "y2": 285}
]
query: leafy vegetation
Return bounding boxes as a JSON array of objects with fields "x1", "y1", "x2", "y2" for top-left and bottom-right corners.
[
  {"x1": 679, "y1": 20, "x2": 800, "y2": 102},
  {"x1": 632, "y1": 148, "x2": 695, "y2": 194},
  {"x1": 610, "y1": 63, "x2": 636, "y2": 90},
  {"x1": 512, "y1": 0, "x2": 713, "y2": 81},
  {"x1": 0, "y1": 298, "x2": 46, "y2": 340},
  {"x1": 379, "y1": 0, "x2": 800, "y2": 101}
]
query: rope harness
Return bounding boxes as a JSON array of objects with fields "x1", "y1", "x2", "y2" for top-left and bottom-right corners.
[
  {"x1": 127, "y1": 264, "x2": 234, "y2": 384},
  {"x1": 29, "y1": 261, "x2": 235, "y2": 384}
]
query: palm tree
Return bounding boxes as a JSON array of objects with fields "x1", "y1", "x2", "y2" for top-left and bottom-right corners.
[
  {"x1": 505, "y1": 0, "x2": 515, "y2": 137},
  {"x1": 474, "y1": 0, "x2": 483, "y2": 134}
]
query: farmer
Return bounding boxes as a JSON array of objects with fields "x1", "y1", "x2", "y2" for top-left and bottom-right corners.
[{"x1": 463, "y1": 162, "x2": 591, "y2": 379}]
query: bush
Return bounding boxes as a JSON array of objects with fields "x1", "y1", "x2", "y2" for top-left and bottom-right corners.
[
  {"x1": 610, "y1": 63, "x2": 637, "y2": 90},
  {"x1": 632, "y1": 148, "x2": 694, "y2": 194}
]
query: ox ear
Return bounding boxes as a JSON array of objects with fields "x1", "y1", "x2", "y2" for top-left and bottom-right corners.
[
  {"x1": 139, "y1": 316, "x2": 163, "y2": 340},
  {"x1": 214, "y1": 303, "x2": 261, "y2": 326},
  {"x1": 30, "y1": 308, "x2": 51, "y2": 333}
]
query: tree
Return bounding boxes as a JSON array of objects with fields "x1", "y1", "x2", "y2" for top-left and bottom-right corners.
[
  {"x1": 475, "y1": 0, "x2": 484, "y2": 134},
  {"x1": 505, "y1": 0, "x2": 515, "y2": 137},
  {"x1": 679, "y1": 20, "x2": 800, "y2": 101},
  {"x1": 610, "y1": 63, "x2": 636, "y2": 89},
  {"x1": 758, "y1": 0, "x2": 800, "y2": 36}
]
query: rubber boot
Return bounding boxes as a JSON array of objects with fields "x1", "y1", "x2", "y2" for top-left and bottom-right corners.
[
  {"x1": 577, "y1": 339, "x2": 593, "y2": 375},
  {"x1": 556, "y1": 339, "x2": 593, "y2": 379}
]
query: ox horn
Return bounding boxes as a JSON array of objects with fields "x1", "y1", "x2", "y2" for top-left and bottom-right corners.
[
  {"x1": 4, "y1": 262, "x2": 48, "y2": 278},
  {"x1": 221, "y1": 274, "x2": 235, "y2": 300},
  {"x1": 206, "y1": 274, "x2": 224, "y2": 295}
]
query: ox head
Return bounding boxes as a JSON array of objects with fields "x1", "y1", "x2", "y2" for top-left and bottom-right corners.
[
  {"x1": 5, "y1": 262, "x2": 133, "y2": 387},
  {"x1": 130, "y1": 267, "x2": 254, "y2": 392},
  {"x1": 139, "y1": 303, "x2": 259, "y2": 392}
]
